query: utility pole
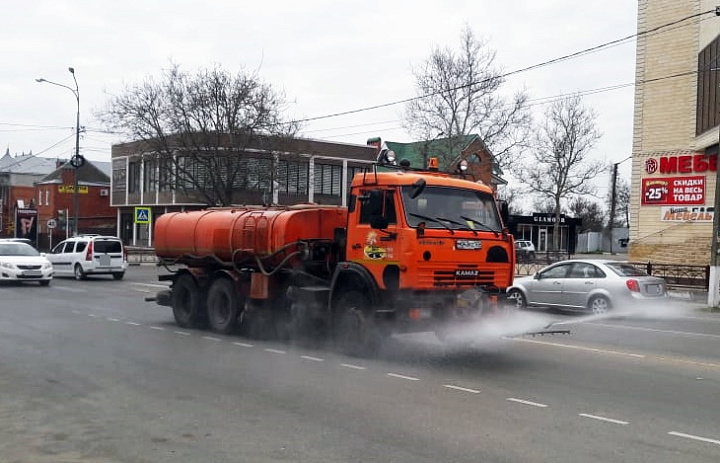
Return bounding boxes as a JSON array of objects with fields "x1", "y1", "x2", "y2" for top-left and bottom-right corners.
[
  {"x1": 609, "y1": 162, "x2": 618, "y2": 255},
  {"x1": 709, "y1": 144, "x2": 720, "y2": 308}
]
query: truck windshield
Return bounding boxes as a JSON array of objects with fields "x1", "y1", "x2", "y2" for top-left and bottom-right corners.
[{"x1": 401, "y1": 185, "x2": 502, "y2": 232}]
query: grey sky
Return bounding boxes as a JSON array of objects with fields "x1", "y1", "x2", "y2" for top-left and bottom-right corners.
[{"x1": 1, "y1": 0, "x2": 638, "y2": 196}]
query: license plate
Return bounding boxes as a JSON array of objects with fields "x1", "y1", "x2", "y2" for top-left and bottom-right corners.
[
  {"x1": 646, "y1": 284, "x2": 661, "y2": 295},
  {"x1": 99, "y1": 255, "x2": 111, "y2": 266},
  {"x1": 23, "y1": 271, "x2": 41, "y2": 277}
]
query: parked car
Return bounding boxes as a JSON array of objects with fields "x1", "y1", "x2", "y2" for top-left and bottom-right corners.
[
  {"x1": 506, "y1": 259, "x2": 668, "y2": 314},
  {"x1": 515, "y1": 240, "x2": 536, "y2": 262},
  {"x1": 0, "y1": 241, "x2": 53, "y2": 285},
  {"x1": 45, "y1": 235, "x2": 127, "y2": 280}
]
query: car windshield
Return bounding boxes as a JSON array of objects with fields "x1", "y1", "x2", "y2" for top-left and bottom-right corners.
[
  {"x1": 401, "y1": 185, "x2": 501, "y2": 231},
  {"x1": 0, "y1": 242, "x2": 40, "y2": 257},
  {"x1": 605, "y1": 262, "x2": 649, "y2": 277}
]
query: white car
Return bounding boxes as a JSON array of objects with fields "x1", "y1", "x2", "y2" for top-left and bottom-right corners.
[
  {"x1": 46, "y1": 235, "x2": 128, "y2": 280},
  {"x1": 515, "y1": 240, "x2": 536, "y2": 262},
  {"x1": 0, "y1": 241, "x2": 53, "y2": 286}
]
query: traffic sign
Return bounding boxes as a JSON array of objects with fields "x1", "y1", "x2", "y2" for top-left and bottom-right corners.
[
  {"x1": 134, "y1": 207, "x2": 151, "y2": 224},
  {"x1": 47, "y1": 219, "x2": 57, "y2": 229}
]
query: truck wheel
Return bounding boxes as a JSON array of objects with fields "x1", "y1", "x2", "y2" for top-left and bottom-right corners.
[
  {"x1": 172, "y1": 274, "x2": 206, "y2": 328},
  {"x1": 207, "y1": 278, "x2": 240, "y2": 334},
  {"x1": 333, "y1": 290, "x2": 380, "y2": 357}
]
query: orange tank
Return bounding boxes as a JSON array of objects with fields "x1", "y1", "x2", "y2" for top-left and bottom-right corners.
[{"x1": 154, "y1": 205, "x2": 348, "y2": 263}]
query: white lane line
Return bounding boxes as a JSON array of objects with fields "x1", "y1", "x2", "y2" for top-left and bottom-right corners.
[
  {"x1": 507, "y1": 398, "x2": 548, "y2": 408},
  {"x1": 512, "y1": 337, "x2": 646, "y2": 358},
  {"x1": 444, "y1": 384, "x2": 481, "y2": 394},
  {"x1": 132, "y1": 283, "x2": 171, "y2": 289},
  {"x1": 202, "y1": 336, "x2": 221, "y2": 342},
  {"x1": 174, "y1": 331, "x2": 191, "y2": 336},
  {"x1": 387, "y1": 373, "x2": 420, "y2": 381},
  {"x1": 126, "y1": 321, "x2": 141, "y2": 326},
  {"x1": 232, "y1": 342, "x2": 254, "y2": 348},
  {"x1": 668, "y1": 431, "x2": 720, "y2": 446},
  {"x1": 579, "y1": 413, "x2": 628, "y2": 425},
  {"x1": 301, "y1": 355, "x2": 325, "y2": 362},
  {"x1": 88, "y1": 313, "x2": 98, "y2": 318},
  {"x1": 149, "y1": 326, "x2": 165, "y2": 331},
  {"x1": 340, "y1": 363, "x2": 366, "y2": 370},
  {"x1": 265, "y1": 348, "x2": 286, "y2": 354},
  {"x1": 589, "y1": 323, "x2": 720, "y2": 339},
  {"x1": 106, "y1": 317, "x2": 120, "y2": 322}
]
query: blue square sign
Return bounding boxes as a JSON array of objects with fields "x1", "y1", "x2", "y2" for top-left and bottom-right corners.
[{"x1": 134, "y1": 207, "x2": 151, "y2": 224}]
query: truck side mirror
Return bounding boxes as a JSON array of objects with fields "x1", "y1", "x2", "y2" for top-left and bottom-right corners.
[
  {"x1": 409, "y1": 179, "x2": 426, "y2": 199},
  {"x1": 498, "y1": 200, "x2": 510, "y2": 226}
]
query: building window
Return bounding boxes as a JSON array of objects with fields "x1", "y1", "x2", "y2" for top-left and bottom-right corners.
[
  {"x1": 38, "y1": 190, "x2": 42, "y2": 206},
  {"x1": 277, "y1": 160, "x2": 308, "y2": 194},
  {"x1": 696, "y1": 34, "x2": 720, "y2": 135},
  {"x1": 314, "y1": 163, "x2": 342, "y2": 196},
  {"x1": 45, "y1": 190, "x2": 49, "y2": 206},
  {"x1": 128, "y1": 161, "x2": 140, "y2": 193},
  {"x1": 143, "y1": 158, "x2": 157, "y2": 192},
  {"x1": 158, "y1": 157, "x2": 173, "y2": 192}
]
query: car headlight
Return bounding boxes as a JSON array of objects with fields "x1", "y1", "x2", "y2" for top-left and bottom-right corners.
[
  {"x1": 43, "y1": 262, "x2": 52, "y2": 270},
  {"x1": 0, "y1": 262, "x2": 15, "y2": 269}
]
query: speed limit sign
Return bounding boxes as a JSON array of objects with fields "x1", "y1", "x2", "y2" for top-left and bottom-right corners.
[{"x1": 47, "y1": 218, "x2": 57, "y2": 229}]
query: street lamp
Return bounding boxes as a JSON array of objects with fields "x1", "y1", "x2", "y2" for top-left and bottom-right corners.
[{"x1": 36, "y1": 67, "x2": 84, "y2": 236}]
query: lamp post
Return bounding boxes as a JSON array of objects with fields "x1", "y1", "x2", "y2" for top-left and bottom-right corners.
[{"x1": 36, "y1": 67, "x2": 84, "y2": 237}]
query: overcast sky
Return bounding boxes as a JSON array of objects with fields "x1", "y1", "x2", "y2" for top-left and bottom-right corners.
[{"x1": 1, "y1": 0, "x2": 639, "y2": 198}]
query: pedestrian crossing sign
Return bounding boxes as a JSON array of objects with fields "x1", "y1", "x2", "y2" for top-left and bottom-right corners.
[{"x1": 134, "y1": 207, "x2": 151, "y2": 224}]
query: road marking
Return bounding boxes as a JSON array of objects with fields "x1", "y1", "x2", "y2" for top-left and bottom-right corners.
[
  {"x1": 340, "y1": 363, "x2": 366, "y2": 370},
  {"x1": 668, "y1": 431, "x2": 720, "y2": 446},
  {"x1": 265, "y1": 348, "x2": 286, "y2": 354},
  {"x1": 444, "y1": 384, "x2": 481, "y2": 394},
  {"x1": 126, "y1": 321, "x2": 141, "y2": 326},
  {"x1": 88, "y1": 313, "x2": 98, "y2": 318},
  {"x1": 202, "y1": 336, "x2": 221, "y2": 342},
  {"x1": 232, "y1": 342, "x2": 254, "y2": 348},
  {"x1": 174, "y1": 331, "x2": 191, "y2": 336},
  {"x1": 589, "y1": 323, "x2": 720, "y2": 339},
  {"x1": 507, "y1": 398, "x2": 548, "y2": 408},
  {"x1": 300, "y1": 355, "x2": 325, "y2": 362},
  {"x1": 132, "y1": 283, "x2": 170, "y2": 289},
  {"x1": 150, "y1": 326, "x2": 165, "y2": 331},
  {"x1": 387, "y1": 373, "x2": 420, "y2": 381},
  {"x1": 579, "y1": 413, "x2": 628, "y2": 425},
  {"x1": 106, "y1": 317, "x2": 120, "y2": 322},
  {"x1": 512, "y1": 337, "x2": 646, "y2": 358}
]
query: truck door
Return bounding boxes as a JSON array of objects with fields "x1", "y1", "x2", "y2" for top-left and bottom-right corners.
[{"x1": 346, "y1": 188, "x2": 398, "y2": 264}]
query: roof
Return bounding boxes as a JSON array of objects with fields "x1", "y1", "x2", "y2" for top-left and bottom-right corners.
[
  {"x1": 0, "y1": 150, "x2": 58, "y2": 175},
  {"x1": 35, "y1": 159, "x2": 110, "y2": 186}
]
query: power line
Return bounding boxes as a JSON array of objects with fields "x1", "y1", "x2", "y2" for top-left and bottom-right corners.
[{"x1": 292, "y1": 8, "x2": 716, "y2": 125}]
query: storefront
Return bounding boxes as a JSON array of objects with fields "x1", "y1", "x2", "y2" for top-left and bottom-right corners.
[{"x1": 509, "y1": 213, "x2": 581, "y2": 256}]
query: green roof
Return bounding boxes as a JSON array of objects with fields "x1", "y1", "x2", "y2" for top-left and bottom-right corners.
[{"x1": 385, "y1": 134, "x2": 478, "y2": 169}]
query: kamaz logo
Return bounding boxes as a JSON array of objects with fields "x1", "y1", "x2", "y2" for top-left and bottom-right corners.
[{"x1": 455, "y1": 269, "x2": 479, "y2": 277}]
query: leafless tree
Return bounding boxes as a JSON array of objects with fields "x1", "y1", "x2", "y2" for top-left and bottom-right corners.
[
  {"x1": 98, "y1": 63, "x2": 299, "y2": 206},
  {"x1": 568, "y1": 196, "x2": 605, "y2": 232},
  {"x1": 497, "y1": 186, "x2": 525, "y2": 215},
  {"x1": 520, "y1": 94, "x2": 606, "y2": 251},
  {"x1": 403, "y1": 27, "x2": 531, "y2": 170}
]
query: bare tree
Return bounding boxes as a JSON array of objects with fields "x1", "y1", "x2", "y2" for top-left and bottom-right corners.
[
  {"x1": 497, "y1": 186, "x2": 525, "y2": 215},
  {"x1": 403, "y1": 27, "x2": 531, "y2": 170},
  {"x1": 520, "y1": 94, "x2": 606, "y2": 251},
  {"x1": 568, "y1": 196, "x2": 605, "y2": 232},
  {"x1": 98, "y1": 63, "x2": 299, "y2": 206}
]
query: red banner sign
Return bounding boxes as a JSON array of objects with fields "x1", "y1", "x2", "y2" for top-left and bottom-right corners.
[{"x1": 641, "y1": 176, "x2": 705, "y2": 206}]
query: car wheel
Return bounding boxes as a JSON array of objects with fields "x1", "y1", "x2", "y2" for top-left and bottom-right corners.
[
  {"x1": 588, "y1": 295, "x2": 610, "y2": 314},
  {"x1": 333, "y1": 290, "x2": 381, "y2": 357},
  {"x1": 171, "y1": 273, "x2": 206, "y2": 328},
  {"x1": 507, "y1": 288, "x2": 527, "y2": 309},
  {"x1": 74, "y1": 264, "x2": 87, "y2": 281},
  {"x1": 206, "y1": 278, "x2": 241, "y2": 335},
  {"x1": 112, "y1": 272, "x2": 125, "y2": 280}
]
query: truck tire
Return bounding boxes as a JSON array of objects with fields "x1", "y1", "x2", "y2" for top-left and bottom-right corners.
[
  {"x1": 172, "y1": 274, "x2": 206, "y2": 328},
  {"x1": 207, "y1": 278, "x2": 240, "y2": 334},
  {"x1": 333, "y1": 290, "x2": 381, "y2": 357}
]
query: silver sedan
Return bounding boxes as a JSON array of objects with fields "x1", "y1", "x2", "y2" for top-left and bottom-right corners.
[{"x1": 506, "y1": 259, "x2": 668, "y2": 314}]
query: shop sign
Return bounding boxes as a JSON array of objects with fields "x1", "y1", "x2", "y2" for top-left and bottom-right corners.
[
  {"x1": 645, "y1": 153, "x2": 717, "y2": 175},
  {"x1": 641, "y1": 176, "x2": 705, "y2": 206},
  {"x1": 660, "y1": 206, "x2": 714, "y2": 222},
  {"x1": 58, "y1": 184, "x2": 89, "y2": 194}
]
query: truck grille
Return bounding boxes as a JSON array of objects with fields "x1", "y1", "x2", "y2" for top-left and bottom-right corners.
[{"x1": 432, "y1": 270, "x2": 495, "y2": 288}]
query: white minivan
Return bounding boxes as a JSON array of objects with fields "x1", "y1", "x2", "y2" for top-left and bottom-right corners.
[{"x1": 46, "y1": 235, "x2": 127, "y2": 280}]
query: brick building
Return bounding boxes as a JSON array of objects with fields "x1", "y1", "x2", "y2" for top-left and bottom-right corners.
[{"x1": 630, "y1": 1, "x2": 720, "y2": 264}]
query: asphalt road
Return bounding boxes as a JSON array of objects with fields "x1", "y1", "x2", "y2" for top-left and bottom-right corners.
[{"x1": 1, "y1": 265, "x2": 719, "y2": 462}]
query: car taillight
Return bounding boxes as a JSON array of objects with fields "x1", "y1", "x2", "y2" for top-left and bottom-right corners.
[
  {"x1": 85, "y1": 241, "x2": 93, "y2": 261},
  {"x1": 626, "y1": 279, "x2": 640, "y2": 292}
]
